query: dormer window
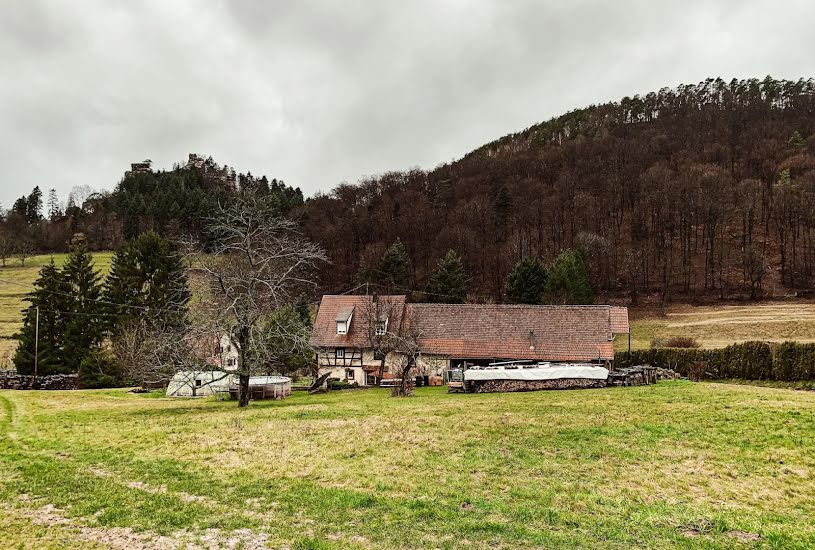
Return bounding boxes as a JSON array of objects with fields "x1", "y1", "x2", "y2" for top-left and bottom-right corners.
[
  {"x1": 375, "y1": 320, "x2": 387, "y2": 336},
  {"x1": 335, "y1": 306, "x2": 354, "y2": 335}
]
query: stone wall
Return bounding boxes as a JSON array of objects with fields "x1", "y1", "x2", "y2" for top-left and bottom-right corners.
[{"x1": 0, "y1": 371, "x2": 79, "y2": 390}]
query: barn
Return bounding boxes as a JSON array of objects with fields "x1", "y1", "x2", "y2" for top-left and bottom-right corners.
[{"x1": 310, "y1": 295, "x2": 629, "y2": 386}]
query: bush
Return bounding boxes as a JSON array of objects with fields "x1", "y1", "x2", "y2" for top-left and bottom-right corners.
[
  {"x1": 328, "y1": 380, "x2": 358, "y2": 390},
  {"x1": 617, "y1": 340, "x2": 813, "y2": 381},
  {"x1": 78, "y1": 349, "x2": 128, "y2": 389},
  {"x1": 687, "y1": 361, "x2": 709, "y2": 382},
  {"x1": 773, "y1": 342, "x2": 815, "y2": 381},
  {"x1": 662, "y1": 336, "x2": 700, "y2": 349}
]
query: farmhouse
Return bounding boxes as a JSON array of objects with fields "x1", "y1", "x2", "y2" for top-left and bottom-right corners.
[{"x1": 310, "y1": 295, "x2": 630, "y2": 386}]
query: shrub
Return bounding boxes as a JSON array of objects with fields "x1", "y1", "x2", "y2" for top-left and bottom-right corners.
[
  {"x1": 78, "y1": 349, "x2": 128, "y2": 389},
  {"x1": 662, "y1": 336, "x2": 701, "y2": 349},
  {"x1": 687, "y1": 361, "x2": 708, "y2": 382},
  {"x1": 328, "y1": 380, "x2": 358, "y2": 390},
  {"x1": 617, "y1": 340, "x2": 812, "y2": 381}
]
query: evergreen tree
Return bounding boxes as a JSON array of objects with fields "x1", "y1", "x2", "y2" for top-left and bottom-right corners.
[
  {"x1": 426, "y1": 250, "x2": 468, "y2": 303},
  {"x1": 294, "y1": 295, "x2": 312, "y2": 328},
  {"x1": 545, "y1": 248, "x2": 594, "y2": 304},
  {"x1": 26, "y1": 186, "x2": 43, "y2": 223},
  {"x1": 62, "y1": 234, "x2": 105, "y2": 370},
  {"x1": 505, "y1": 257, "x2": 547, "y2": 304},
  {"x1": 13, "y1": 260, "x2": 71, "y2": 374},
  {"x1": 78, "y1": 348, "x2": 125, "y2": 389},
  {"x1": 376, "y1": 239, "x2": 411, "y2": 293},
  {"x1": 104, "y1": 231, "x2": 190, "y2": 332},
  {"x1": 47, "y1": 188, "x2": 61, "y2": 220}
]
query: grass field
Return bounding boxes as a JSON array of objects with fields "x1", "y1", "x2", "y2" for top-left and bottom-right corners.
[
  {"x1": 0, "y1": 253, "x2": 113, "y2": 362},
  {"x1": 620, "y1": 302, "x2": 815, "y2": 351},
  {"x1": 1, "y1": 383, "x2": 814, "y2": 549}
]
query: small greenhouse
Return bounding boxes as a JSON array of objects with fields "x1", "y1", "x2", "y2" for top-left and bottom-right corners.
[
  {"x1": 166, "y1": 371, "x2": 291, "y2": 400},
  {"x1": 166, "y1": 371, "x2": 231, "y2": 397}
]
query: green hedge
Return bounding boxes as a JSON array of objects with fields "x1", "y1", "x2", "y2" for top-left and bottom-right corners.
[{"x1": 616, "y1": 341, "x2": 815, "y2": 381}]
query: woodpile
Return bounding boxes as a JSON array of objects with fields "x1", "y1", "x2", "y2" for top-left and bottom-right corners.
[
  {"x1": 607, "y1": 365, "x2": 680, "y2": 387},
  {"x1": 468, "y1": 378, "x2": 607, "y2": 393},
  {"x1": 0, "y1": 372, "x2": 79, "y2": 390}
]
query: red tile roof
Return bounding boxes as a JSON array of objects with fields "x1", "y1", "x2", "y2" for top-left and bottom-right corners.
[
  {"x1": 406, "y1": 304, "x2": 625, "y2": 362},
  {"x1": 310, "y1": 295, "x2": 406, "y2": 348},
  {"x1": 311, "y1": 296, "x2": 629, "y2": 362}
]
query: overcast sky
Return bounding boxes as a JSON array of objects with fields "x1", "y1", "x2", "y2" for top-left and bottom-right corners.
[{"x1": 1, "y1": 0, "x2": 813, "y2": 208}]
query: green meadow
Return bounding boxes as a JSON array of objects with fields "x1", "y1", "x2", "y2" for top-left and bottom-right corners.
[{"x1": 1, "y1": 383, "x2": 813, "y2": 548}]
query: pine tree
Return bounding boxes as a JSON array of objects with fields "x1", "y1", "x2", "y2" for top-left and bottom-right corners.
[
  {"x1": 426, "y1": 250, "x2": 468, "y2": 303},
  {"x1": 13, "y1": 260, "x2": 71, "y2": 374},
  {"x1": 294, "y1": 295, "x2": 312, "y2": 328},
  {"x1": 62, "y1": 234, "x2": 105, "y2": 370},
  {"x1": 78, "y1": 348, "x2": 125, "y2": 389},
  {"x1": 505, "y1": 257, "x2": 547, "y2": 304},
  {"x1": 377, "y1": 239, "x2": 411, "y2": 293},
  {"x1": 26, "y1": 186, "x2": 43, "y2": 223},
  {"x1": 545, "y1": 248, "x2": 594, "y2": 305},
  {"x1": 104, "y1": 231, "x2": 190, "y2": 332},
  {"x1": 47, "y1": 188, "x2": 61, "y2": 220}
]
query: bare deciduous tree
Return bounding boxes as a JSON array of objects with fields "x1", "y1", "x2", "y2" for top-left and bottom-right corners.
[
  {"x1": 192, "y1": 194, "x2": 326, "y2": 406},
  {"x1": 359, "y1": 295, "x2": 421, "y2": 397},
  {"x1": 387, "y1": 324, "x2": 423, "y2": 398},
  {"x1": 0, "y1": 228, "x2": 12, "y2": 268},
  {"x1": 360, "y1": 295, "x2": 405, "y2": 382},
  {"x1": 15, "y1": 238, "x2": 33, "y2": 267}
]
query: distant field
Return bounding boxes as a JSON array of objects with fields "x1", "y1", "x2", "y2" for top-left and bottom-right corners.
[
  {"x1": 618, "y1": 302, "x2": 815, "y2": 351},
  {"x1": 1, "y1": 383, "x2": 814, "y2": 548},
  {"x1": 0, "y1": 253, "x2": 113, "y2": 364}
]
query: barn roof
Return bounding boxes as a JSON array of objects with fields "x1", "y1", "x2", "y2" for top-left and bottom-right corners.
[
  {"x1": 311, "y1": 296, "x2": 629, "y2": 363},
  {"x1": 406, "y1": 303, "x2": 626, "y2": 362}
]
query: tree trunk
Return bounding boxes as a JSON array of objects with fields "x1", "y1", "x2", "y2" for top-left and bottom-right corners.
[{"x1": 238, "y1": 373, "x2": 250, "y2": 407}]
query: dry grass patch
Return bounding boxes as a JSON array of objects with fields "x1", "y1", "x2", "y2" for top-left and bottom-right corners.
[{"x1": 621, "y1": 302, "x2": 815, "y2": 350}]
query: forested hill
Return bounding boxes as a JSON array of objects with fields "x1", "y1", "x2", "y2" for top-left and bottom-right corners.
[
  {"x1": 303, "y1": 77, "x2": 815, "y2": 303},
  {"x1": 4, "y1": 77, "x2": 815, "y2": 305},
  {"x1": 1, "y1": 154, "x2": 305, "y2": 253}
]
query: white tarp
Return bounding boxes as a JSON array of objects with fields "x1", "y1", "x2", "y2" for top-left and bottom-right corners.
[
  {"x1": 464, "y1": 364, "x2": 609, "y2": 382},
  {"x1": 166, "y1": 371, "x2": 232, "y2": 397}
]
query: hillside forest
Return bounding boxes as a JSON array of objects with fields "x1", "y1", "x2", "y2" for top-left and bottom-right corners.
[{"x1": 3, "y1": 77, "x2": 815, "y2": 305}]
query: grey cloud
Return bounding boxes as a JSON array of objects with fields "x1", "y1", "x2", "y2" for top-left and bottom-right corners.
[{"x1": 1, "y1": 0, "x2": 814, "y2": 208}]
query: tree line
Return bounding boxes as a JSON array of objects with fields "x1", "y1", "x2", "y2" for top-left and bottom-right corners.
[
  {"x1": 4, "y1": 77, "x2": 815, "y2": 304},
  {"x1": 303, "y1": 77, "x2": 815, "y2": 303},
  {"x1": 0, "y1": 155, "x2": 305, "y2": 255}
]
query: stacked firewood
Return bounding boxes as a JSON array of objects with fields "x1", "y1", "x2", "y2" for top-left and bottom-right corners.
[
  {"x1": 468, "y1": 378, "x2": 607, "y2": 393},
  {"x1": 607, "y1": 365, "x2": 680, "y2": 387}
]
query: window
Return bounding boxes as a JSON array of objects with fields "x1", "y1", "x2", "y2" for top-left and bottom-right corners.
[
  {"x1": 345, "y1": 368, "x2": 355, "y2": 380},
  {"x1": 337, "y1": 321, "x2": 347, "y2": 334},
  {"x1": 374, "y1": 349, "x2": 386, "y2": 361},
  {"x1": 227, "y1": 358, "x2": 236, "y2": 367},
  {"x1": 195, "y1": 379, "x2": 202, "y2": 387},
  {"x1": 375, "y1": 320, "x2": 387, "y2": 336},
  {"x1": 335, "y1": 348, "x2": 345, "y2": 359}
]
